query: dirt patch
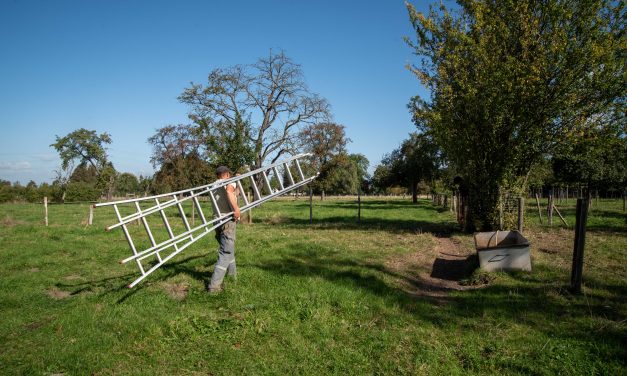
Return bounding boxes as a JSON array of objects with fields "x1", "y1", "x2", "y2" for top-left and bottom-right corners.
[
  {"x1": 64, "y1": 274, "x2": 82, "y2": 280},
  {"x1": 28, "y1": 267, "x2": 40, "y2": 273},
  {"x1": 386, "y1": 236, "x2": 482, "y2": 298},
  {"x1": 528, "y1": 229, "x2": 572, "y2": 255},
  {"x1": 264, "y1": 214, "x2": 287, "y2": 225},
  {"x1": 161, "y1": 282, "x2": 189, "y2": 300},
  {"x1": 1, "y1": 215, "x2": 26, "y2": 228},
  {"x1": 46, "y1": 287, "x2": 71, "y2": 300}
]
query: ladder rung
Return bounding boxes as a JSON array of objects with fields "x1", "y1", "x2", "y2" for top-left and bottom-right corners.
[
  {"x1": 262, "y1": 171, "x2": 273, "y2": 195},
  {"x1": 295, "y1": 159, "x2": 305, "y2": 180},
  {"x1": 285, "y1": 162, "x2": 295, "y2": 186},
  {"x1": 192, "y1": 196, "x2": 207, "y2": 225},
  {"x1": 274, "y1": 167, "x2": 284, "y2": 190},
  {"x1": 237, "y1": 181, "x2": 249, "y2": 206}
]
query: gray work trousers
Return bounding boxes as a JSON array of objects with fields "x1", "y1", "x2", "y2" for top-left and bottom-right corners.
[{"x1": 209, "y1": 220, "x2": 236, "y2": 288}]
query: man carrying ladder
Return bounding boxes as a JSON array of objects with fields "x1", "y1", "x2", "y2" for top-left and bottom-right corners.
[
  {"x1": 95, "y1": 153, "x2": 318, "y2": 289},
  {"x1": 208, "y1": 166, "x2": 241, "y2": 294}
]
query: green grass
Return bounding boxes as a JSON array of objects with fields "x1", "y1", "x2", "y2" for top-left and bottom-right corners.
[{"x1": 0, "y1": 198, "x2": 625, "y2": 375}]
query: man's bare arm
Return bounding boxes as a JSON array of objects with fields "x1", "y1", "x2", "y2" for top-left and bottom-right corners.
[{"x1": 226, "y1": 185, "x2": 241, "y2": 221}]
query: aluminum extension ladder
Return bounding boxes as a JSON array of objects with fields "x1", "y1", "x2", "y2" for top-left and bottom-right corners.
[{"x1": 95, "y1": 153, "x2": 317, "y2": 288}]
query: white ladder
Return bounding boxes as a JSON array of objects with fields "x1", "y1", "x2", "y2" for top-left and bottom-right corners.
[{"x1": 95, "y1": 153, "x2": 317, "y2": 288}]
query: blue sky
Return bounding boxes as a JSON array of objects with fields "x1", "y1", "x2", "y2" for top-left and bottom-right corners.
[{"x1": 0, "y1": 0, "x2": 433, "y2": 184}]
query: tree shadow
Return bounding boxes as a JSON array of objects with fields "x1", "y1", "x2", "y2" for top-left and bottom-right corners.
[{"x1": 248, "y1": 242, "x2": 625, "y2": 354}]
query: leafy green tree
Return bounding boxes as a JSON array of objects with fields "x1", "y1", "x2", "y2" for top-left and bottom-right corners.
[
  {"x1": 299, "y1": 122, "x2": 350, "y2": 168},
  {"x1": 148, "y1": 124, "x2": 213, "y2": 192},
  {"x1": 372, "y1": 133, "x2": 441, "y2": 202},
  {"x1": 51, "y1": 128, "x2": 112, "y2": 174},
  {"x1": 201, "y1": 113, "x2": 256, "y2": 172},
  {"x1": 116, "y1": 172, "x2": 140, "y2": 196},
  {"x1": 69, "y1": 163, "x2": 98, "y2": 185},
  {"x1": 316, "y1": 153, "x2": 369, "y2": 195},
  {"x1": 406, "y1": 0, "x2": 625, "y2": 230},
  {"x1": 51, "y1": 128, "x2": 114, "y2": 200},
  {"x1": 153, "y1": 154, "x2": 213, "y2": 194},
  {"x1": 138, "y1": 175, "x2": 154, "y2": 196}
]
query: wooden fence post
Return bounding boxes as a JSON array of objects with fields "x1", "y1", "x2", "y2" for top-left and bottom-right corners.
[
  {"x1": 191, "y1": 203, "x2": 195, "y2": 226},
  {"x1": 246, "y1": 191, "x2": 253, "y2": 224},
  {"x1": 499, "y1": 197, "x2": 504, "y2": 230},
  {"x1": 357, "y1": 191, "x2": 361, "y2": 224},
  {"x1": 517, "y1": 197, "x2": 524, "y2": 233},
  {"x1": 535, "y1": 193, "x2": 543, "y2": 224},
  {"x1": 44, "y1": 197, "x2": 48, "y2": 227},
  {"x1": 309, "y1": 186, "x2": 313, "y2": 224},
  {"x1": 547, "y1": 194, "x2": 554, "y2": 226},
  {"x1": 571, "y1": 198, "x2": 589, "y2": 294}
]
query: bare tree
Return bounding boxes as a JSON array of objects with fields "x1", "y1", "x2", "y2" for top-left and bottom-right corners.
[{"x1": 178, "y1": 51, "x2": 331, "y2": 171}]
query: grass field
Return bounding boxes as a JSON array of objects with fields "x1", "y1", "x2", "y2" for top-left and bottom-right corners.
[{"x1": 0, "y1": 197, "x2": 625, "y2": 375}]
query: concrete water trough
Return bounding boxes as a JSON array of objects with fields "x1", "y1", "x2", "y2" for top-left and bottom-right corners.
[{"x1": 473, "y1": 230, "x2": 532, "y2": 272}]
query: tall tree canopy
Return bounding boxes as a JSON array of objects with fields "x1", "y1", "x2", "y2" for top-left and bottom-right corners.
[
  {"x1": 316, "y1": 153, "x2": 369, "y2": 195},
  {"x1": 406, "y1": 0, "x2": 625, "y2": 230},
  {"x1": 147, "y1": 124, "x2": 213, "y2": 192},
  {"x1": 179, "y1": 51, "x2": 331, "y2": 172},
  {"x1": 51, "y1": 128, "x2": 112, "y2": 175},
  {"x1": 51, "y1": 128, "x2": 115, "y2": 199},
  {"x1": 373, "y1": 133, "x2": 441, "y2": 202},
  {"x1": 299, "y1": 122, "x2": 350, "y2": 168}
]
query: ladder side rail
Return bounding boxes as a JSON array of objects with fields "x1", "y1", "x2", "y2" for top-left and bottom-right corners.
[
  {"x1": 122, "y1": 174, "x2": 318, "y2": 281},
  {"x1": 105, "y1": 186, "x2": 218, "y2": 230},
  {"x1": 136, "y1": 234, "x2": 193, "y2": 263},
  {"x1": 121, "y1": 213, "x2": 227, "y2": 264},
  {"x1": 106, "y1": 196, "x2": 180, "y2": 231},
  {"x1": 237, "y1": 175, "x2": 318, "y2": 212},
  {"x1": 127, "y1": 218, "x2": 231, "y2": 288},
  {"x1": 95, "y1": 153, "x2": 312, "y2": 208},
  {"x1": 102, "y1": 155, "x2": 313, "y2": 229}
]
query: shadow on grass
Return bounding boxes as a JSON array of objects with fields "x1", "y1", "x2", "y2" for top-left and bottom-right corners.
[
  {"x1": 55, "y1": 254, "x2": 209, "y2": 303},
  {"x1": 247, "y1": 244, "x2": 625, "y2": 356}
]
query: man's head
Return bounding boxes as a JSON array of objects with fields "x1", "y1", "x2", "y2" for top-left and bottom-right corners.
[{"x1": 216, "y1": 166, "x2": 232, "y2": 179}]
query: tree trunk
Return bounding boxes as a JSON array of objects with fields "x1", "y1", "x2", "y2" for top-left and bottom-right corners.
[
  {"x1": 411, "y1": 178, "x2": 418, "y2": 203},
  {"x1": 465, "y1": 181, "x2": 499, "y2": 232}
]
